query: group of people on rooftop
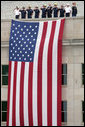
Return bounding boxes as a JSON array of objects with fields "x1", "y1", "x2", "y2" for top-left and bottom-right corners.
[{"x1": 14, "y1": 2, "x2": 77, "y2": 19}]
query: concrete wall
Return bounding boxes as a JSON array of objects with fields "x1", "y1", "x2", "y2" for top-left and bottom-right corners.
[{"x1": 1, "y1": 17, "x2": 84, "y2": 126}]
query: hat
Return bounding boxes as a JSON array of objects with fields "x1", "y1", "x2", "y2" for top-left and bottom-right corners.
[{"x1": 54, "y1": 3, "x2": 57, "y2": 6}]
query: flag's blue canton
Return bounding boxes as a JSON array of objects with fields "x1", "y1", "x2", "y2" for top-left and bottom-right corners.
[{"x1": 9, "y1": 20, "x2": 39, "y2": 62}]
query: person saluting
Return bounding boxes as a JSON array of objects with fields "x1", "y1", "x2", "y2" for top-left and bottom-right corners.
[
  {"x1": 19, "y1": 7, "x2": 26, "y2": 19},
  {"x1": 41, "y1": 4, "x2": 47, "y2": 18},
  {"x1": 14, "y1": 6, "x2": 20, "y2": 19},
  {"x1": 34, "y1": 6, "x2": 40, "y2": 18},
  {"x1": 47, "y1": 4, "x2": 53, "y2": 18},
  {"x1": 53, "y1": 3, "x2": 59, "y2": 18},
  {"x1": 26, "y1": 6, "x2": 33, "y2": 19}
]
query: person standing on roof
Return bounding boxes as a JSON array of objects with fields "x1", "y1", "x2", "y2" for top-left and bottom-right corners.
[
  {"x1": 59, "y1": 5, "x2": 65, "y2": 17},
  {"x1": 14, "y1": 6, "x2": 20, "y2": 19},
  {"x1": 65, "y1": 3, "x2": 72, "y2": 17},
  {"x1": 19, "y1": 7, "x2": 26, "y2": 19},
  {"x1": 72, "y1": 2, "x2": 77, "y2": 17},
  {"x1": 26, "y1": 6, "x2": 33, "y2": 18},
  {"x1": 34, "y1": 6, "x2": 40, "y2": 18},
  {"x1": 53, "y1": 3, "x2": 59, "y2": 18},
  {"x1": 41, "y1": 4, "x2": 47, "y2": 18},
  {"x1": 47, "y1": 4, "x2": 53, "y2": 18}
]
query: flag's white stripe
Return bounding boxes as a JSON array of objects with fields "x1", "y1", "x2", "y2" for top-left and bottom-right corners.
[
  {"x1": 52, "y1": 20, "x2": 61, "y2": 126},
  {"x1": 33, "y1": 22, "x2": 44, "y2": 126},
  {"x1": 42, "y1": 21, "x2": 52, "y2": 126},
  {"x1": 24, "y1": 62, "x2": 29, "y2": 126},
  {"x1": 16, "y1": 62, "x2": 21, "y2": 126},
  {"x1": 9, "y1": 61, "x2": 14, "y2": 126}
]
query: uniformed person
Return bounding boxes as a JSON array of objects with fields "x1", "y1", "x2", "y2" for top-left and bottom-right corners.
[
  {"x1": 26, "y1": 6, "x2": 33, "y2": 18},
  {"x1": 19, "y1": 7, "x2": 26, "y2": 19},
  {"x1": 41, "y1": 4, "x2": 47, "y2": 18},
  {"x1": 47, "y1": 4, "x2": 53, "y2": 18},
  {"x1": 53, "y1": 3, "x2": 59, "y2": 18},
  {"x1": 72, "y1": 2, "x2": 77, "y2": 17},
  {"x1": 34, "y1": 6, "x2": 40, "y2": 18},
  {"x1": 59, "y1": 5, "x2": 65, "y2": 17},
  {"x1": 65, "y1": 3, "x2": 71, "y2": 17},
  {"x1": 14, "y1": 6, "x2": 20, "y2": 19}
]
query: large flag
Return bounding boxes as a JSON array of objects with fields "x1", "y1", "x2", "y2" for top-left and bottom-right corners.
[{"x1": 7, "y1": 19, "x2": 65, "y2": 126}]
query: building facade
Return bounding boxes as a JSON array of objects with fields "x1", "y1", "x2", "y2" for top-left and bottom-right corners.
[{"x1": 1, "y1": 17, "x2": 84, "y2": 126}]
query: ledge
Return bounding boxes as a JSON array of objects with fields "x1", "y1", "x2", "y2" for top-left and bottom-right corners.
[{"x1": 1, "y1": 16, "x2": 84, "y2": 22}]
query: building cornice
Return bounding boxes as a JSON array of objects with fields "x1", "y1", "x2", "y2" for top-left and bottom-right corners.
[{"x1": 1, "y1": 16, "x2": 84, "y2": 22}]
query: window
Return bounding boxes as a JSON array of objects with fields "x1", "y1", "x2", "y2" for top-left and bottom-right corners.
[
  {"x1": 1, "y1": 101, "x2": 7, "y2": 122},
  {"x1": 2, "y1": 65, "x2": 8, "y2": 85},
  {"x1": 62, "y1": 101, "x2": 67, "y2": 122},
  {"x1": 82, "y1": 64, "x2": 84, "y2": 85},
  {"x1": 62, "y1": 64, "x2": 67, "y2": 85},
  {"x1": 82, "y1": 101, "x2": 84, "y2": 123}
]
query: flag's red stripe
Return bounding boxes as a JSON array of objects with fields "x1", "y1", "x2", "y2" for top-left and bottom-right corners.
[
  {"x1": 28, "y1": 62, "x2": 33, "y2": 126},
  {"x1": 20, "y1": 62, "x2": 25, "y2": 126},
  {"x1": 37, "y1": 22, "x2": 48, "y2": 126},
  {"x1": 57, "y1": 19, "x2": 65, "y2": 126},
  {"x1": 47, "y1": 21, "x2": 56, "y2": 126},
  {"x1": 12, "y1": 62, "x2": 17, "y2": 126},
  {"x1": 7, "y1": 61, "x2": 12, "y2": 126}
]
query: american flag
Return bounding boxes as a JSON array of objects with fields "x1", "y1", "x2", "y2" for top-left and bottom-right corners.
[{"x1": 7, "y1": 19, "x2": 65, "y2": 126}]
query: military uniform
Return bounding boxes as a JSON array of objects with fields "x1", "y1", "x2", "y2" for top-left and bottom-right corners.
[
  {"x1": 72, "y1": 6, "x2": 77, "y2": 17},
  {"x1": 53, "y1": 3, "x2": 59, "y2": 18},
  {"x1": 59, "y1": 6, "x2": 65, "y2": 17},
  {"x1": 47, "y1": 5, "x2": 53, "y2": 18},
  {"x1": 41, "y1": 6, "x2": 47, "y2": 18},
  {"x1": 53, "y1": 7, "x2": 59, "y2": 17},
  {"x1": 20, "y1": 9, "x2": 26, "y2": 19},
  {"x1": 26, "y1": 8, "x2": 33, "y2": 18},
  {"x1": 34, "y1": 8, "x2": 40, "y2": 18}
]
